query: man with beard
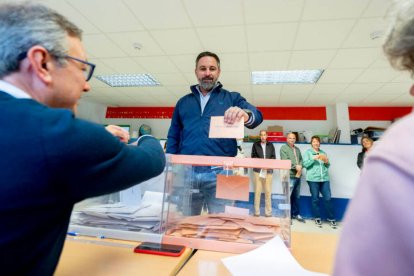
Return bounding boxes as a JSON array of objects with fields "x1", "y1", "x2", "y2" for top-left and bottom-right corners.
[{"x1": 166, "y1": 51, "x2": 262, "y2": 215}]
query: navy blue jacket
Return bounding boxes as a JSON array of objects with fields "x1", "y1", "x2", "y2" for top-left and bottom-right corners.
[
  {"x1": 166, "y1": 83, "x2": 263, "y2": 157},
  {"x1": 0, "y1": 91, "x2": 165, "y2": 275}
]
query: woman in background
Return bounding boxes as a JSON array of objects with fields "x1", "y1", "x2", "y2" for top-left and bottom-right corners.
[
  {"x1": 356, "y1": 137, "x2": 374, "y2": 169},
  {"x1": 303, "y1": 136, "x2": 337, "y2": 228}
]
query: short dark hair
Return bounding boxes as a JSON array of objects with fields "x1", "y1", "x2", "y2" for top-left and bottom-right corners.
[
  {"x1": 310, "y1": 135, "x2": 321, "y2": 143},
  {"x1": 196, "y1": 51, "x2": 220, "y2": 68}
]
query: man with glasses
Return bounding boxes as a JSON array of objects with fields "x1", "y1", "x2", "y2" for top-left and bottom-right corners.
[
  {"x1": 0, "y1": 3, "x2": 165, "y2": 275},
  {"x1": 63, "y1": 55, "x2": 96, "y2": 82}
]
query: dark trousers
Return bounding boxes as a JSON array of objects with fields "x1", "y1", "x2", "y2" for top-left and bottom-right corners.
[
  {"x1": 290, "y1": 177, "x2": 301, "y2": 217},
  {"x1": 307, "y1": 181, "x2": 335, "y2": 220}
]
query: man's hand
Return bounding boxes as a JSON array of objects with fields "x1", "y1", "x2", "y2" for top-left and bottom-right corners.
[
  {"x1": 105, "y1": 125, "x2": 130, "y2": 143},
  {"x1": 224, "y1": 106, "x2": 249, "y2": 124}
]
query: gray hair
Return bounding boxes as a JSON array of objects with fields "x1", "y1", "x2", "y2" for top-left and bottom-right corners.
[
  {"x1": 383, "y1": 1, "x2": 414, "y2": 73},
  {"x1": 0, "y1": 2, "x2": 82, "y2": 78}
]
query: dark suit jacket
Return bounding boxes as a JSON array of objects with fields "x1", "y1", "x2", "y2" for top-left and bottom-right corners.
[
  {"x1": 0, "y1": 91, "x2": 165, "y2": 275},
  {"x1": 251, "y1": 141, "x2": 276, "y2": 173}
]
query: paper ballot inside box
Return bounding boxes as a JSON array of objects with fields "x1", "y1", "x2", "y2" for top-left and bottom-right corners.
[{"x1": 216, "y1": 174, "x2": 250, "y2": 201}]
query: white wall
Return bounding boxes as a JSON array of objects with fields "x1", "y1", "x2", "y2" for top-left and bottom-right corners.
[
  {"x1": 103, "y1": 106, "x2": 338, "y2": 139},
  {"x1": 102, "y1": 117, "x2": 390, "y2": 141},
  {"x1": 103, "y1": 118, "x2": 172, "y2": 138},
  {"x1": 239, "y1": 142, "x2": 362, "y2": 199},
  {"x1": 102, "y1": 101, "x2": 393, "y2": 141},
  {"x1": 103, "y1": 118, "x2": 339, "y2": 139},
  {"x1": 350, "y1": 120, "x2": 391, "y2": 130},
  {"x1": 77, "y1": 99, "x2": 107, "y2": 124}
]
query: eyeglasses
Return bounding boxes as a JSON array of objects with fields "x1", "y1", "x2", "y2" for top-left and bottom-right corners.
[
  {"x1": 63, "y1": 55, "x2": 96, "y2": 82},
  {"x1": 17, "y1": 52, "x2": 96, "y2": 82}
]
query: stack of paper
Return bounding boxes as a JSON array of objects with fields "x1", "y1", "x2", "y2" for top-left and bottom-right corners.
[
  {"x1": 166, "y1": 213, "x2": 283, "y2": 244},
  {"x1": 70, "y1": 191, "x2": 164, "y2": 233}
]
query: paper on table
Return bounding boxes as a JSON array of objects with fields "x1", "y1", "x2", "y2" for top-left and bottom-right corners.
[
  {"x1": 209, "y1": 116, "x2": 244, "y2": 139},
  {"x1": 216, "y1": 174, "x2": 250, "y2": 201},
  {"x1": 222, "y1": 235, "x2": 328, "y2": 276},
  {"x1": 120, "y1": 185, "x2": 142, "y2": 206},
  {"x1": 141, "y1": 191, "x2": 164, "y2": 206}
]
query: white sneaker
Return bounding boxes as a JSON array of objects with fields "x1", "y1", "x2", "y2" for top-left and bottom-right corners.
[
  {"x1": 294, "y1": 215, "x2": 306, "y2": 223},
  {"x1": 328, "y1": 220, "x2": 338, "y2": 228}
]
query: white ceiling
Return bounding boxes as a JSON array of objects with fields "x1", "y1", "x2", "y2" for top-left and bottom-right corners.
[{"x1": 30, "y1": 0, "x2": 414, "y2": 106}]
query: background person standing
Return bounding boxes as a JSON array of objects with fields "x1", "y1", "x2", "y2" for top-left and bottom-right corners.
[
  {"x1": 251, "y1": 130, "x2": 276, "y2": 217},
  {"x1": 357, "y1": 136, "x2": 374, "y2": 169},
  {"x1": 303, "y1": 136, "x2": 337, "y2": 228}
]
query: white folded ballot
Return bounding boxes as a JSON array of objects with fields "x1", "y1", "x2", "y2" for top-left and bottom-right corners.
[{"x1": 70, "y1": 191, "x2": 165, "y2": 233}]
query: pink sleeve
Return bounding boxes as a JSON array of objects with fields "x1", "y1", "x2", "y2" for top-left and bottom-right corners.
[{"x1": 333, "y1": 157, "x2": 414, "y2": 276}]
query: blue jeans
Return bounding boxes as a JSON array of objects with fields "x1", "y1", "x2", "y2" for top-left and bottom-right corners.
[
  {"x1": 182, "y1": 167, "x2": 233, "y2": 215},
  {"x1": 290, "y1": 177, "x2": 301, "y2": 217},
  {"x1": 307, "y1": 181, "x2": 335, "y2": 220}
]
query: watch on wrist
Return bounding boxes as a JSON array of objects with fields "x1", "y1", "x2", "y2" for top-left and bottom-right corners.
[{"x1": 243, "y1": 109, "x2": 252, "y2": 119}]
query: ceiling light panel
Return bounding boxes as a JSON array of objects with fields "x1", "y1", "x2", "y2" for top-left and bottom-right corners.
[
  {"x1": 95, "y1": 74, "x2": 161, "y2": 87},
  {"x1": 252, "y1": 70, "x2": 324, "y2": 84}
]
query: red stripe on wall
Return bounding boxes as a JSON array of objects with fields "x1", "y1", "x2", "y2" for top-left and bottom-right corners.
[
  {"x1": 349, "y1": 106, "x2": 412, "y2": 121},
  {"x1": 259, "y1": 107, "x2": 327, "y2": 120},
  {"x1": 106, "y1": 106, "x2": 413, "y2": 121},
  {"x1": 106, "y1": 106, "x2": 327, "y2": 120},
  {"x1": 106, "y1": 107, "x2": 175, "y2": 118}
]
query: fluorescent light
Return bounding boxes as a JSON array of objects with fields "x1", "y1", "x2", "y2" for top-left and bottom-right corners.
[
  {"x1": 95, "y1": 74, "x2": 161, "y2": 87},
  {"x1": 251, "y1": 70, "x2": 324, "y2": 84}
]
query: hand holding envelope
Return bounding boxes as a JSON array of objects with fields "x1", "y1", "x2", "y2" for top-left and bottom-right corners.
[{"x1": 209, "y1": 116, "x2": 244, "y2": 139}]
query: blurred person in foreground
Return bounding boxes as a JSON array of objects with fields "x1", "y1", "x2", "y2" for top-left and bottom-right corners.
[
  {"x1": 0, "y1": 3, "x2": 165, "y2": 275},
  {"x1": 334, "y1": 2, "x2": 414, "y2": 275}
]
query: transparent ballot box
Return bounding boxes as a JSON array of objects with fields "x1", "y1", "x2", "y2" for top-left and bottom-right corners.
[
  {"x1": 68, "y1": 172, "x2": 166, "y2": 243},
  {"x1": 161, "y1": 154, "x2": 291, "y2": 253}
]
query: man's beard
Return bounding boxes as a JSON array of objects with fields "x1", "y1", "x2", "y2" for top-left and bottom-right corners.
[{"x1": 199, "y1": 78, "x2": 216, "y2": 91}]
